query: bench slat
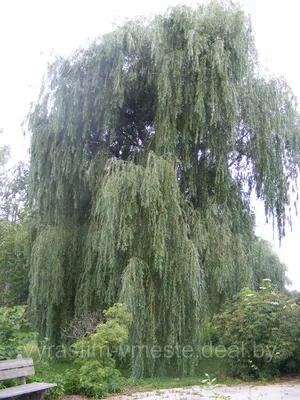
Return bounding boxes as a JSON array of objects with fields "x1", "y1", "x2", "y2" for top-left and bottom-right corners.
[
  {"x1": 0, "y1": 358, "x2": 33, "y2": 370},
  {"x1": 0, "y1": 366, "x2": 34, "y2": 380},
  {"x1": 0, "y1": 382, "x2": 57, "y2": 399}
]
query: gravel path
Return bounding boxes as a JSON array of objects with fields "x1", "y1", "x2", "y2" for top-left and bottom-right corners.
[{"x1": 108, "y1": 382, "x2": 300, "y2": 399}]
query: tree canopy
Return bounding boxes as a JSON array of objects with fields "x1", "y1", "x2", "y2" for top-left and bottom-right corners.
[{"x1": 27, "y1": 1, "x2": 300, "y2": 377}]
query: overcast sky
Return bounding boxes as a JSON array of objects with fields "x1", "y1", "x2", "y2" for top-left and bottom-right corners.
[{"x1": 1, "y1": 0, "x2": 300, "y2": 289}]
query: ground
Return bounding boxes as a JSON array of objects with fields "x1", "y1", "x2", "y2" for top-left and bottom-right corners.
[
  {"x1": 60, "y1": 381, "x2": 300, "y2": 399},
  {"x1": 106, "y1": 382, "x2": 300, "y2": 399}
]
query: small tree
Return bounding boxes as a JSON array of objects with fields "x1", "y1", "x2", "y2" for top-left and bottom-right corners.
[
  {"x1": 65, "y1": 303, "x2": 131, "y2": 398},
  {"x1": 214, "y1": 282, "x2": 300, "y2": 378}
]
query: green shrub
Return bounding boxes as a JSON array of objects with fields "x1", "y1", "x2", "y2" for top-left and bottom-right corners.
[
  {"x1": 64, "y1": 362, "x2": 125, "y2": 398},
  {"x1": 214, "y1": 282, "x2": 300, "y2": 379},
  {"x1": 0, "y1": 306, "x2": 36, "y2": 360},
  {"x1": 65, "y1": 303, "x2": 132, "y2": 397}
]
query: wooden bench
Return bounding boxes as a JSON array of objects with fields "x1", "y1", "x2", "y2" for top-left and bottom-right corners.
[{"x1": 0, "y1": 355, "x2": 56, "y2": 399}]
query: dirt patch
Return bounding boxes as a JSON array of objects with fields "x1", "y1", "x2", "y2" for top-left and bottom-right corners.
[{"x1": 279, "y1": 373, "x2": 300, "y2": 381}]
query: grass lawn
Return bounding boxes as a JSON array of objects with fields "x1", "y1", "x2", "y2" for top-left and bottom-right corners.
[{"x1": 126, "y1": 353, "x2": 242, "y2": 391}]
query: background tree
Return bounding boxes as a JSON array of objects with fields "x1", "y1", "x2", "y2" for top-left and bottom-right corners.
[
  {"x1": 205, "y1": 236, "x2": 289, "y2": 315},
  {"x1": 0, "y1": 136, "x2": 11, "y2": 200},
  {"x1": 27, "y1": 2, "x2": 300, "y2": 376},
  {"x1": 1, "y1": 161, "x2": 28, "y2": 223},
  {"x1": 250, "y1": 238, "x2": 289, "y2": 291},
  {"x1": 0, "y1": 138, "x2": 29, "y2": 307}
]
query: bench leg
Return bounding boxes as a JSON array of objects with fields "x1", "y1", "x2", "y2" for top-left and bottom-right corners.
[{"x1": 28, "y1": 390, "x2": 47, "y2": 400}]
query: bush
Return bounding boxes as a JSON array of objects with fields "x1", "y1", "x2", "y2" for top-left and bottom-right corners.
[
  {"x1": 65, "y1": 303, "x2": 132, "y2": 398},
  {"x1": 64, "y1": 362, "x2": 125, "y2": 398},
  {"x1": 214, "y1": 281, "x2": 300, "y2": 379},
  {"x1": 0, "y1": 305, "x2": 36, "y2": 360}
]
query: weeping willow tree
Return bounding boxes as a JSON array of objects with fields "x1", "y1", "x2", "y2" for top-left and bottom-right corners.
[{"x1": 27, "y1": 1, "x2": 300, "y2": 376}]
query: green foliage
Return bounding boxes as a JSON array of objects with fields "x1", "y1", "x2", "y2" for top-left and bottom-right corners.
[
  {"x1": 26, "y1": 1, "x2": 300, "y2": 378},
  {"x1": 91, "y1": 154, "x2": 205, "y2": 377},
  {"x1": 249, "y1": 239, "x2": 289, "y2": 290},
  {"x1": 65, "y1": 304, "x2": 130, "y2": 397},
  {"x1": 26, "y1": 370, "x2": 65, "y2": 400},
  {"x1": 0, "y1": 143, "x2": 10, "y2": 203},
  {"x1": 0, "y1": 135, "x2": 28, "y2": 223},
  {"x1": 73, "y1": 303, "x2": 132, "y2": 361},
  {"x1": 214, "y1": 282, "x2": 300, "y2": 378},
  {"x1": 199, "y1": 321, "x2": 218, "y2": 345},
  {"x1": 0, "y1": 162, "x2": 28, "y2": 223},
  {"x1": 64, "y1": 362, "x2": 125, "y2": 398},
  {"x1": 0, "y1": 221, "x2": 29, "y2": 307},
  {"x1": 0, "y1": 142, "x2": 29, "y2": 307},
  {"x1": 29, "y1": 225, "x2": 87, "y2": 344},
  {"x1": 0, "y1": 306, "x2": 36, "y2": 359}
]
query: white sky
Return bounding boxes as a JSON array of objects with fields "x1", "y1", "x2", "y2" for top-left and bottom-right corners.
[{"x1": 0, "y1": 0, "x2": 300, "y2": 289}]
